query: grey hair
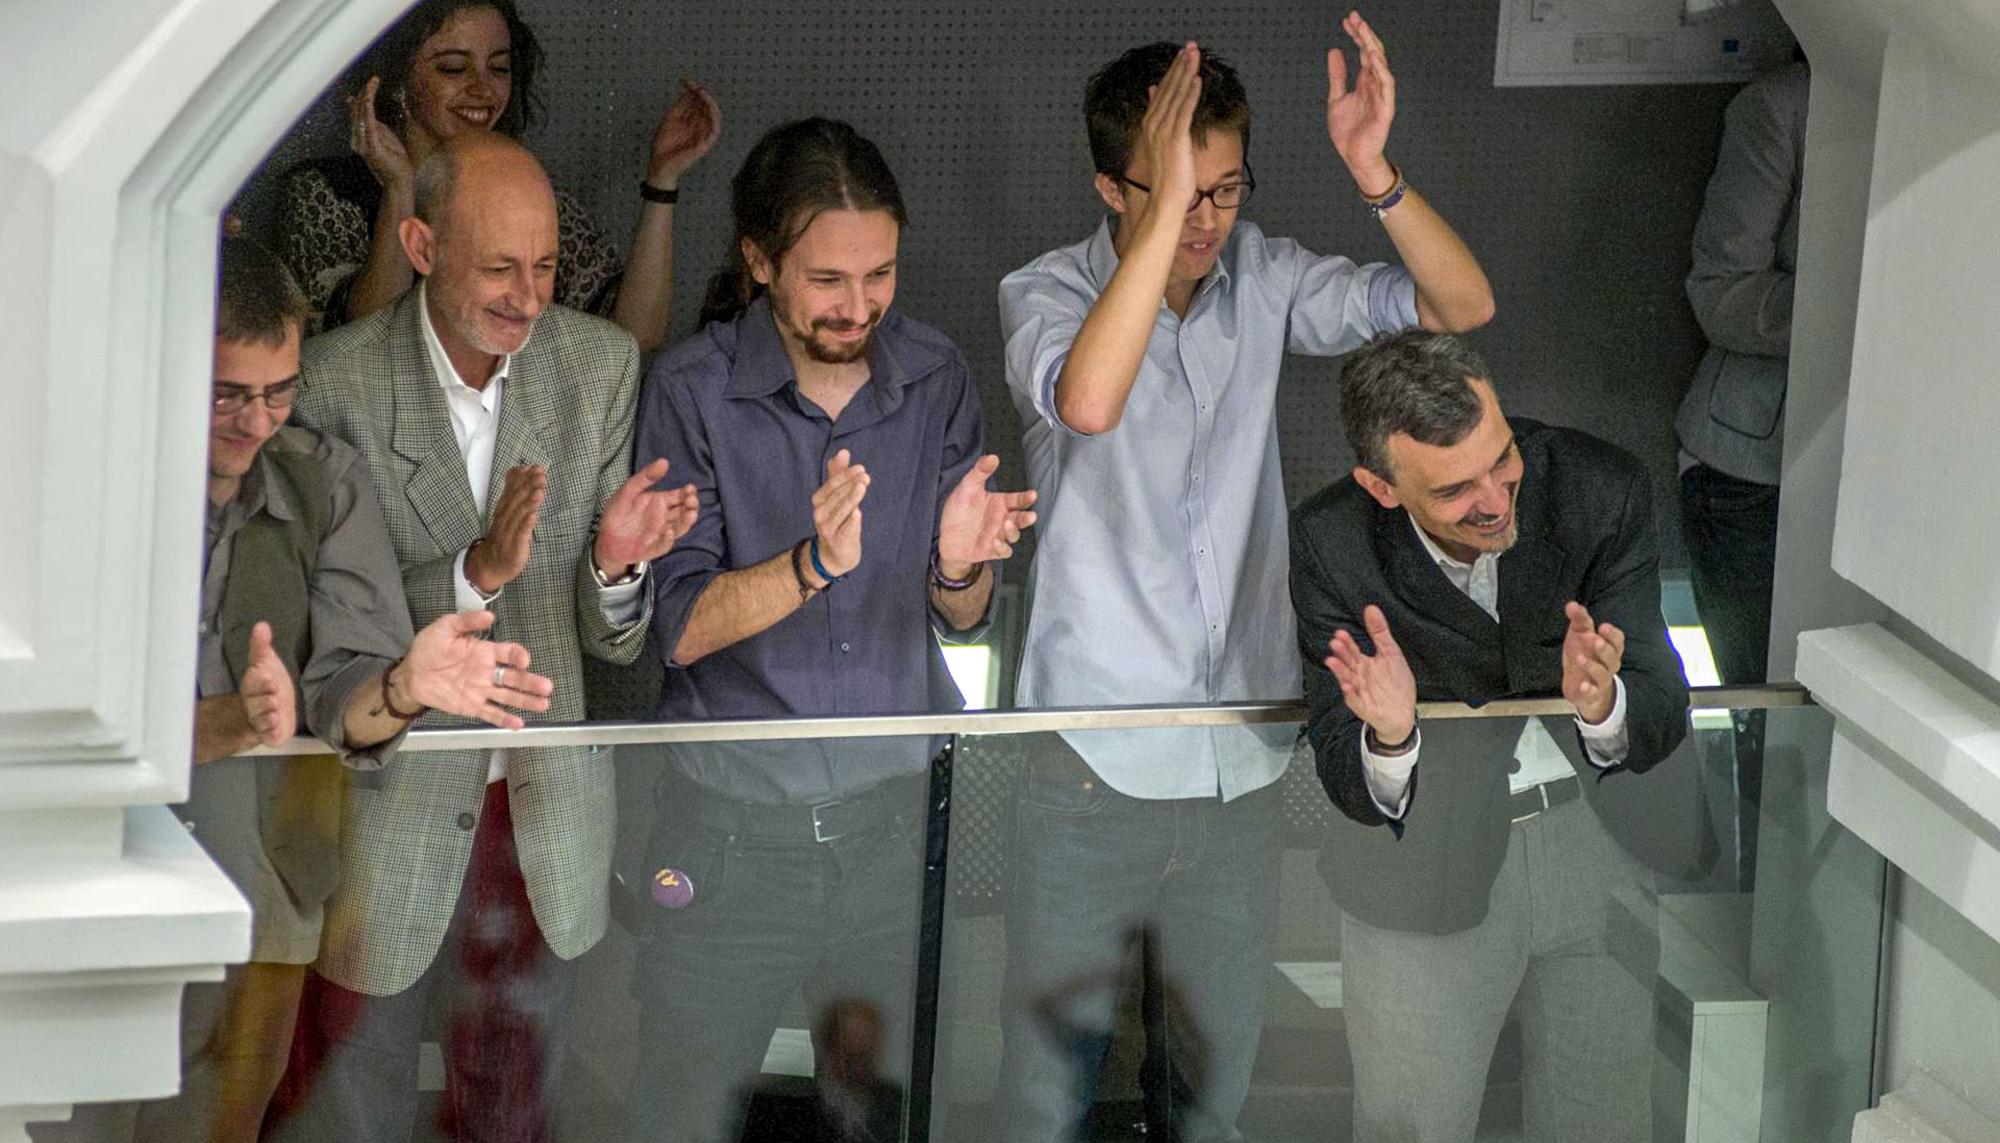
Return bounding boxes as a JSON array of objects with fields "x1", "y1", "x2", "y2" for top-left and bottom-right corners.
[
  {"x1": 411, "y1": 146, "x2": 459, "y2": 233},
  {"x1": 1340, "y1": 330, "x2": 1493, "y2": 479}
]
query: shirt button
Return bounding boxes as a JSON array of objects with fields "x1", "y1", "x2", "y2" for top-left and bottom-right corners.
[
  {"x1": 456, "y1": 812, "x2": 477, "y2": 831},
  {"x1": 840, "y1": 642, "x2": 852, "y2": 654}
]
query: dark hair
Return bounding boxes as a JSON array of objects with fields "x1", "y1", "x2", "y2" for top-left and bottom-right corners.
[
  {"x1": 1085, "y1": 42, "x2": 1252, "y2": 176},
  {"x1": 699, "y1": 118, "x2": 909, "y2": 327},
  {"x1": 216, "y1": 236, "x2": 308, "y2": 347},
  {"x1": 1340, "y1": 330, "x2": 1493, "y2": 479},
  {"x1": 347, "y1": 0, "x2": 544, "y2": 139}
]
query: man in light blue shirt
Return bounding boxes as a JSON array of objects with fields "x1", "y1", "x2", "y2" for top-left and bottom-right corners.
[{"x1": 996, "y1": 18, "x2": 1494, "y2": 1139}]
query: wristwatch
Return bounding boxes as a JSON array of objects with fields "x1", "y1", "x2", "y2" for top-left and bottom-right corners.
[{"x1": 592, "y1": 559, "x2": 646, "y2": 588}]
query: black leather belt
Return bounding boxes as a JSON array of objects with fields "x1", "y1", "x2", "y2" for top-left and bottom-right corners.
[
  {"x1": 1508, "y1": 773, "x2": 1581, "y2": 825},
  {"x1": 663, "y1": 771, "x2": 925, "y2": 844}
]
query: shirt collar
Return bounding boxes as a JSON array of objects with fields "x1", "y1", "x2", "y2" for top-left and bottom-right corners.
[
  {"x1": 1085, "y1": 215, "x2": 1233, "y2": 299},
  {"x1": 215, "y1": 442, "x2": 294, "y2": 526},
  {"x1": 418, "y1": 280, "x2": 510, "y2": 408},
  {"x1": 723, "y1": 294, "x2": 929, "y2": 401}
]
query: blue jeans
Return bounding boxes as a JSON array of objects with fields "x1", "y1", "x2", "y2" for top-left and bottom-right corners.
[
  {"x1": 626, "y1": 772, "x2": 928, "y2": 1143},
  {"x1": 997, "y1": 739, "x2": 1284, "y2": 1143}
]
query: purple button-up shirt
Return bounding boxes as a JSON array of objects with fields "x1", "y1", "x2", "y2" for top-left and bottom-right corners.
[{"x1": 638, "y1": 296, "x2": 987, "y2": 803}]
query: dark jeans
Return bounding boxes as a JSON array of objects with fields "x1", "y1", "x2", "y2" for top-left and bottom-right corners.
[
  {"x1": 1679, "y1": 463, "x2": 1780, "y2": 887},
  {"x1": 997, "y1": 740, "x2": 1284, "y2": 1143},
  {"x1": 627, "y1": 771, "x2": 929, "y2": 1143},
  {"x1": 264, "y1": 782, "x2": 574, "y2": 1143},
  {"x1": 1678, "y1": 464, "x2": 1779, "y2": 686}
]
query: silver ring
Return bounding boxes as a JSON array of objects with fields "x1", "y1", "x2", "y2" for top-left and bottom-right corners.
[{"x1": 492, "y1": 664, "x2": 507, "y2": 688}]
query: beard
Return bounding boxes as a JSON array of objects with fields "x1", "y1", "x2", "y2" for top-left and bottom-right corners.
[
  {"x1": 438, "y1": 287, "x2": 536, "y2": 358},
  {"x1": 796, "y1": 313, "x2": 879, "y2": 364},
  {"x1": 1458, "y1": 510, "x2": 1518, "y2": 554}
]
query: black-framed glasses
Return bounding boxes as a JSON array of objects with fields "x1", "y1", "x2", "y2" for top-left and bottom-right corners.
[
  {"x1": 1117, "y1": 165, "x2": 1257, "y2": 211},
  {"x1": 212, "y1": 379, "x2": 296, "y2": 416}
]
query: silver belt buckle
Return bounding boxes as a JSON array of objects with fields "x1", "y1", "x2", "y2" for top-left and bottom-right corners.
[
  {"x1": 811, "y1": 800, "x2": 845, "y2": 843},
  {"x1": 1510, "y1": 782, "x2": 1554, "y2": 825}
]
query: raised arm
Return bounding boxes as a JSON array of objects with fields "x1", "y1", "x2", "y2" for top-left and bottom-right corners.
[
  {"x1": 611, "y1": 81, "x2": 722, "y2": 352},
  {"x1": 1051, "y1": 43, "x2": 1205, "y2": 434},
  {"x1": 1327, "y1": 11, "x2": 1493, "y2": 333},
  {"x1": 339, "y1": 76, "x2": 421, "y2": 325}
]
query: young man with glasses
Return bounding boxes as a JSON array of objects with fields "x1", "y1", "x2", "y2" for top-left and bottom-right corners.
[
  {"x1": 996, "y1": 16, "x2": 1493, "y2": 1139},
  {"x1": 140, "y1": 237, "x2": 552, "y2": 1143}
]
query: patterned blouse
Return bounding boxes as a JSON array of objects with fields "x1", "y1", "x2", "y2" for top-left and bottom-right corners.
[{"x1": 279, "y1": 154, "x2": 623, "y2": 335}]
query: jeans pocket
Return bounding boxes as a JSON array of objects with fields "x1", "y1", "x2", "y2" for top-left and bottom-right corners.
[
  {"x1": 1018, "y1": 744, "x2": 1113, "y2": 818},
  {"x1": 638, "y1": 820, "x2": 736, "y2": 926}
]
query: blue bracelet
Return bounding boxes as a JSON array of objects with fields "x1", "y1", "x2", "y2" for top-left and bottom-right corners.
[
  {"x1": 1366, "y1": 163, "x2": 1408, "y2": 220},
  {"x1": 808, "y1": 535, "x2": 845, "y2": 587}
]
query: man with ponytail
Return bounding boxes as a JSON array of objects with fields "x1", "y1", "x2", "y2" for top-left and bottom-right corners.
[{"x1": 626, "y1": 117, "x2": 1037, "y2": 1141}]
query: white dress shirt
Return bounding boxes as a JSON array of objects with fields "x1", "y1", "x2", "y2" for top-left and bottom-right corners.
[
  {"x1": 417, "y1": 284, "x2": 644, "y2": 782},
  {"x1": 1361, "y1": 513, "x2": 1630, "y2": 819}
]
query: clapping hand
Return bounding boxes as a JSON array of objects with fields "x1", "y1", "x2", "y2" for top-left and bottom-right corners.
[
  {"x1": 936, "y1": 455, "x2": 1037, "y2": 574},
  {"x1": 1561, "y1": 601, "x2": 1624, "y2": 726},
  {"x1": 1324, "y1": 604, "x2": 1418, "y2": 748},
  {"x1": 400, "y1": 610, "x2": 553, "y2": 731},
  {"x1": 593, "y1": 458, "x2": 699, "y2": 577},
  {"x1": 646, "y1": 80, "x2": 722, "y2": 190},
  {"x1": 466, "y1": 465, "x2": 546, "y2": 595},
  {"x1": 812, "y1": 449, "x2": 870, "y2": 578},
  {"x1": 1327, "y1": 10, "x2": 1397, "y2": 194},
  {"x1": 240, "y1": 622, "x2": 298, "y2": 748}
]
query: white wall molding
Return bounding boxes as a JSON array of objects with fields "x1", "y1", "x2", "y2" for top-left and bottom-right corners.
[
  {"x1": 1796, "y1": 623, "x2": 2000, "y2": 944},
  {"x1": 0, "y1": 0, "x2": 410, "y2": 1133},
  {"x1": 1852, "y1": 1071, "x2": 2000, "y2": 1143}
]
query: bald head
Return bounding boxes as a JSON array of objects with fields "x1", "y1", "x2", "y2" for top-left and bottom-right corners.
[
  {"x1": 412, "y1": 132, "x2": 556, "y2": 237},
  {"x1": 400, "y1": 132, "x2": 559, "y2": 372}
]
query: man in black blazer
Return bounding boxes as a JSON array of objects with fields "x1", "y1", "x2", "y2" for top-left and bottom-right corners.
[{"x1": 1291, "y1": 330, "x2": 1703, "y2": 1142}]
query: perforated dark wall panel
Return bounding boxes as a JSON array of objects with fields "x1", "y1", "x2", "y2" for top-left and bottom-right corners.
[{"x1": 238, "y1": 0, "x2": 1738, "y2": 569}]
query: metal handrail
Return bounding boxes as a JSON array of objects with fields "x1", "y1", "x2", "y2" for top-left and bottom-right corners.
[{"x1": 246, "y1": 683, "x2": 1814, "y2": 755}]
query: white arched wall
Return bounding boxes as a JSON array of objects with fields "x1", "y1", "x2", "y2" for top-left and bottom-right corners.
[{"x1": 0, "y1": 1, "x2": 406, "y2": 1137}]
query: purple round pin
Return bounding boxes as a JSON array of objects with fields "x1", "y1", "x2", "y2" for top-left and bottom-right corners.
[{"x1": 650, "y1": 867, "x2": 695, "y2": 909}]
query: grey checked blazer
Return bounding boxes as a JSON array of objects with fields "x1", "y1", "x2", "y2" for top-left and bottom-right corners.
[{"x1": 296, "y1": 290, "x2": 651, "y2": 995}]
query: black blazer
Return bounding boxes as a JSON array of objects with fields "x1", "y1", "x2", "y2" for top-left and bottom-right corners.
[{"x1": 1291, "y1": 418, "x2": 1711, "y2": 935}]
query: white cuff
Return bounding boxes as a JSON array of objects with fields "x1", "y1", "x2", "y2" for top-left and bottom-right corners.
[
  {"x1": 1575, "y1": 677, "x2": 1630, "y2": 768},
  {"x1": 1360, "y1": 724, "x2": 1421, "y2": 820},
  {"x1": 597, "y1": 562, "x2": 647, "y2": 628},
  {"x1": 454, "y1": 548, "x2": 499, "y2": 613}
]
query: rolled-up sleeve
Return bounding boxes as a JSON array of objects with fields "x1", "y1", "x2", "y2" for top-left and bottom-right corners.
[
  {"x1": 1270, "y1": 234, "x2": 1420, "y2": 356},
  {"x1": 999, "y1": 261, "x2": 1093, "y2": 438},
  {"x1": 638, "y1": 361, "x2": 727, "y2": 665},
  {"x1": 300, "y1": 446, "x2": 417, "y2": 770}
]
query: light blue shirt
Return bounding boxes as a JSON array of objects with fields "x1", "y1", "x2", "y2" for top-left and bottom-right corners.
[{"x1": 999, "y1": 218, "x2": 1419, "y2": 800}]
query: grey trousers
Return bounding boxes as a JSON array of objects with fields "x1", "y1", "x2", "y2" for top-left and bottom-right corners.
[{"x1": 1339, "y1": 797, "x2": 1659, "y2": 1143}]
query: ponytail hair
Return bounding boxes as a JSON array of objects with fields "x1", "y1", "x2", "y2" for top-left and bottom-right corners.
[{"x1": 698, "y1": 117, "x2": 908, "y2": 327}]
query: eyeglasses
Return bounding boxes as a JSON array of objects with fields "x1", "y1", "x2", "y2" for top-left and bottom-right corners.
[
  {"x1": 213, "y1": 380, "x2": 296, "y2": 416},
  {"x1": 1116, "y1": 166, "x2": 1257, "y2": 212}
]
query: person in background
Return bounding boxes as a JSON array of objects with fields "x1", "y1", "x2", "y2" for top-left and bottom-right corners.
[
  {"x1": 1676, "y1": 58, "x2": 1807, "y2": 885},
  {"x1": 269, "y1": 133, "x2": 697, "y2": 1143},
  {"x1": 137, "y1": 236, "x2": 551, "y2": 1143},
  {"x1": 279, "y1": 0, "x2": 720, "y2": 350},
  {"x1": 995, "y1": 13, "x2": 1493, "y2": 1138}
]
